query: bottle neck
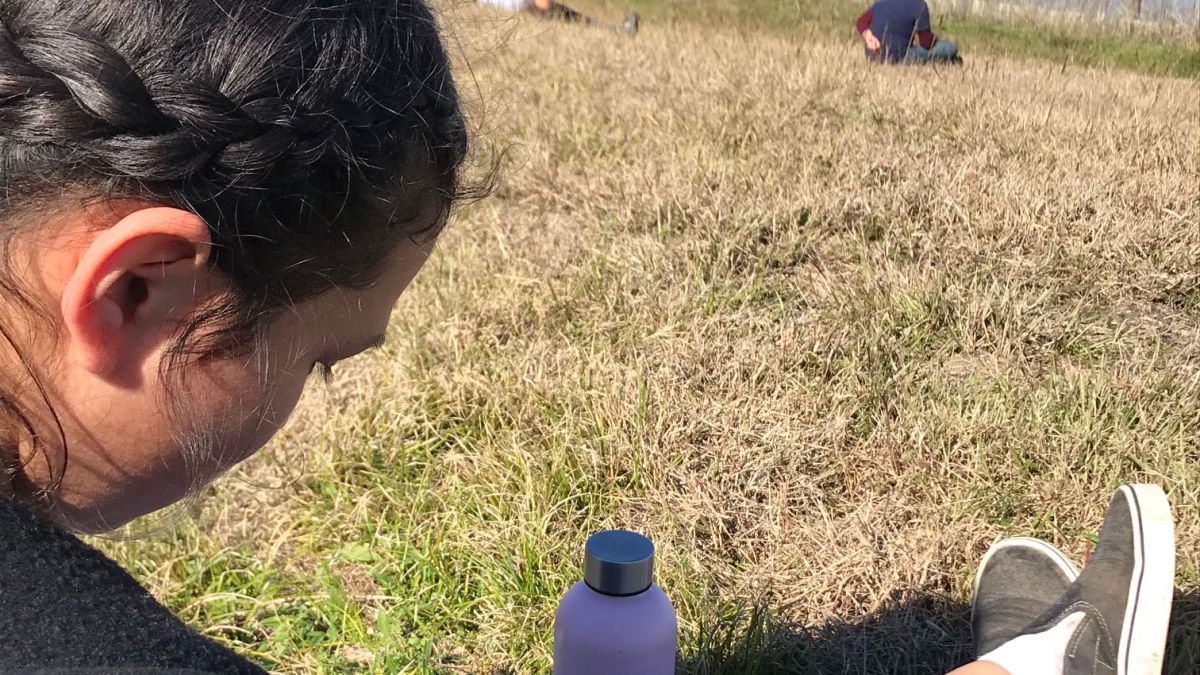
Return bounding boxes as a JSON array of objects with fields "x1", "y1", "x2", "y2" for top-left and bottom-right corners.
[{"x1": 584, "y1": 579, "x2": 652, "y2": 597}]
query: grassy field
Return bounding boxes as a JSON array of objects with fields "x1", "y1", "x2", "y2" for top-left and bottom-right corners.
[{"x1": 101, "y1": 3, "x2": 1200, "y2": 673}]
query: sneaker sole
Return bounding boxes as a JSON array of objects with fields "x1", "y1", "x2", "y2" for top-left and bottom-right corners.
[
  {"x1": 1119, "y1": 484, "x2": 1175, "y2": 675},
  {"x1": 969, "y1": 536, "x2": 1080, "y2": 624}
]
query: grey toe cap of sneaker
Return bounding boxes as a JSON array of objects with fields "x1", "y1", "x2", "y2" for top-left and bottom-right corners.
[{"x1": 973, "y1": 538, "x2": 1079, "y2": 656}]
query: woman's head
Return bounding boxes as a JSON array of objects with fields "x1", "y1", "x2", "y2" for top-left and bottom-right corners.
[{"x1": 0, "y1": 0, "x2": 469, "y2": 531}]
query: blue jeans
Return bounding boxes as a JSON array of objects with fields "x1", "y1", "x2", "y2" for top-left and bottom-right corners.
[{"x1": 903, "y1": 40, "x2": 959, "y2": 64}]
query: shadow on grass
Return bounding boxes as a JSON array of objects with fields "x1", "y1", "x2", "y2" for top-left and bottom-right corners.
[{"x1": 679, "y1": 586, "x2": 1200, "y2": 675}]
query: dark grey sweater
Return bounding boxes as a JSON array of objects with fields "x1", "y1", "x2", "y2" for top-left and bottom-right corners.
[{"x1": 0, "y1": 496, "x2": 266, "y2": 675}]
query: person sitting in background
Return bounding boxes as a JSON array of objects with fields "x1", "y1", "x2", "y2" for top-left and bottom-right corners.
[
  {"x1": 855, "y1": 0, "x2": 960, "y2": 64},
  {"x1": 479, "y1": 0, "x2": 639, "y2": 35}
]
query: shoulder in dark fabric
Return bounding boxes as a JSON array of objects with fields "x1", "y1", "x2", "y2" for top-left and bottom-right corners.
[{"x1": 0, "y1": 497, "x2": 266, "y2": 674}]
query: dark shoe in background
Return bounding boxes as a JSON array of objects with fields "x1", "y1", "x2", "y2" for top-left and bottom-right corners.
[{"x1": 623, "y1": 11, "x2": 639, "y2": 36}]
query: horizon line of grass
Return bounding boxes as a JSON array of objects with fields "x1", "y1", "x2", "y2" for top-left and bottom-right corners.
[{"x1": 584, "y1": 0, "x2": 1200, "y2": 77}]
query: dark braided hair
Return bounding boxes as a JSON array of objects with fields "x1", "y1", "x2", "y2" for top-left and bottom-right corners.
[
  {"x1": 0, "y1": 0, "x2": 471, "y2": 499},
  {"x1": 0, "y1": 0, "x2": 467, "y2": 310}
]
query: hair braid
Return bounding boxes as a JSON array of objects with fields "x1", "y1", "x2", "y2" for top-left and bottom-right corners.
[
  {"x1": 0, "y1": 0, "x2": 469, "y2": 282},
  {"x1": 0, "y1": 12, "x2": 404, "y2": 187}
]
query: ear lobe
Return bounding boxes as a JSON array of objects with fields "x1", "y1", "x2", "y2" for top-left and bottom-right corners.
[{"x1": 61, "y1": 207, "x2": 213, "y2": 381}]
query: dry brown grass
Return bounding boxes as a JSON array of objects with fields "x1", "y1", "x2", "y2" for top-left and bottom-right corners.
[{"x1": 105, "y1": 6, "x2": 1200, "y2": 673}]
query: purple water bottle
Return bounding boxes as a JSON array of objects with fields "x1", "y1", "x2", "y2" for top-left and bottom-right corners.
[{"x1": 553, "y1": 530, "x2": 677, "y2": 675}]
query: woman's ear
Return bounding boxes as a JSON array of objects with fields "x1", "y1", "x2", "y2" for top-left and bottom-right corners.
[{"x1": 61, "y1": 207, "x2": 214, "y2": 383}]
